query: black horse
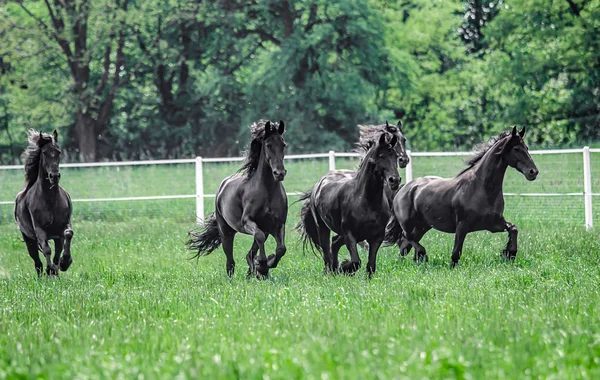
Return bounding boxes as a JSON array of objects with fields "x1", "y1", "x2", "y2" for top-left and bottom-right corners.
[
  {"x1": 187, "y1": 120, "x2": 288, "y2": 277},
  {"x1": 14, "y1": 130, "x2": 73, "y2": 276},
  {"x1": 386, "y1": 127, "x2": 539, "y2": 266},
  {"x1": 329, "y1": 120, "x2": 409, "y2": 251},
  {"x1": 297, "y1": 132, "x2": 400, "y2": 276}
]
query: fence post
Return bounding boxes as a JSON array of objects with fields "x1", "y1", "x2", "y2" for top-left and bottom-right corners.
[
  {"x1": 329, "y1": 150, "x2": 335, "y2": 171},
  {"x1": 405, "y1": 150, "x2": 413, "y2": 183},
  {"x1": 583, "y1": 147, "x2": 593, "y2": 230},
  {"x1": 195, "y1": 156, "x2": 204, "y2": 225}
]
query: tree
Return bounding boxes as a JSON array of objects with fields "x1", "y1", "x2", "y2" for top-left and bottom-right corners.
[{"x1": 6, "y1": 0, "x2": 137, "y2": 161}]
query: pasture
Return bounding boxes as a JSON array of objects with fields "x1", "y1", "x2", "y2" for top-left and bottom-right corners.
[{"x1": 1, "y1": 153, "x2": 600, "y2": 378}]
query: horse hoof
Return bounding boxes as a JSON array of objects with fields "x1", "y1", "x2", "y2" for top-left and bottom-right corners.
[
  {"x1": 46, "y1": 264, "x2": 59, "y2": 276},
  {"x1": 340, "y1": 260, "x2": 359, "y2": 275},
  {"x1": 59, "y1": 256, "x2": 72, "y2": 271}
]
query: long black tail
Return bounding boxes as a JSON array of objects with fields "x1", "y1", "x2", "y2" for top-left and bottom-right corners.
[
  {"x1": 384, "y1": 215, "x2": 403, "y2": 246},
  {"x1": 187, "y1": 213, "x2": 221, "y2": 259},
  {"x1": 295, "y1": 190, "x2": 322, "y2": 256}
]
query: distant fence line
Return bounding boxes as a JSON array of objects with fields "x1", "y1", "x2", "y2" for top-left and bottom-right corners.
[{"x1": 0, "y1": 148, "x2": 598, "y2": 230}]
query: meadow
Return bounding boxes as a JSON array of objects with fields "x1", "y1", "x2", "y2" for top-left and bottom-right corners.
[{"x1": 1, "y1": 152, "x2": 600, "y2": 378}]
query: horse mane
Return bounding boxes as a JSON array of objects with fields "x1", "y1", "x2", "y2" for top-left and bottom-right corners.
[
  {"x1": 238, "y1": 119, "x2": 274, "y2": 177},
  {"x1": 458, "y1": 130, "x2": 512, "y2": 176},
  {"x1": 355, "y1": 131, "x2": 389, "y2": 167},
  {"x1": 23, "y1": 129, "x2": 55, "y2": 187},
  {"x1": 358, "y1": 123, "x2": 400, "y2": 140}
]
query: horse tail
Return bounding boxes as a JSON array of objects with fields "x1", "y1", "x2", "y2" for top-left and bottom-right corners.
[
  {"x1": 295, "y1": 190, "x2": 322, "y2": 256},
  {"x1": 187, "y1": 213, "x2": 221, "y2": 259},
  {"x1": 384, "y1": 214, "x2": 403, "y2": 246}
]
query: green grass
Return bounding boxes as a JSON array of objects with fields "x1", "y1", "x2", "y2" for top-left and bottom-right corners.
[{"x1": 1, "y1": 204, "x2": 599, "y2": 378}]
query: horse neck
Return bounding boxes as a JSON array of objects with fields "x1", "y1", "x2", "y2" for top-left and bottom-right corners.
[
  {"x1": 252, "y1": 144, "x2": 279, "y2": 192},
  {"x1": 354, "y1": 159, "x2": 384, "y2": 201},
  {"x1": 471, "y1": 145, "x2": 508, "y2": 192}
]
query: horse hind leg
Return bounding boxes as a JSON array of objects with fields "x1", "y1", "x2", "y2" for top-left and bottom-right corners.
[
  {"x1": 340, "y1": 232, "x2": 361, "y2": 275},
  {"x1": 330, "y1": 235, "x2": 344, "y2": 273},
  {"x1": 23, "y1": 234, "x2": 43, "y2": 276},
  {"x1": 245, "y1": 240, "x2": 259, "y2": 278},
  {"x1": 59, "y1": 227, "x2": 74, "y2": 271},
  {"x1": 403, "y1": 226, "x2": 430, "y2": 263}
]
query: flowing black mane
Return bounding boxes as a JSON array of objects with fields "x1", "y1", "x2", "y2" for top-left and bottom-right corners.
[
  {"x1": 239, "y1": 120, "x2": 278, "y2": 177},
  {"x1": 358, "y1": 123, "x2": 401, "y2": 141},
  {"x1": 459, "y1": 130, "x2": 512, "y2": 175},
  {"x1": 355, "y1": 131, "x2": 389, "y2": 169},
  {"x1": 23, "y1": 129, "x2": 55, "y2": 188}
]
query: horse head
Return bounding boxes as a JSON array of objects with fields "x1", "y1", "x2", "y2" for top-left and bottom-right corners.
[
  {"x1": 263, "y1": 120, "x2": 287, "y2": 181},
  {"x1": 385, "y1": 120, "x2": 409, "y2": 168},
  {"x1": 368, "y1": 132, "x2": 400, "y2": 190},
  {"x1": 498, "y1": 126, "x2": 539, "y2": 181},
  {"x1": 39, "y1": 129, "x2": 62, "y2": 186}
]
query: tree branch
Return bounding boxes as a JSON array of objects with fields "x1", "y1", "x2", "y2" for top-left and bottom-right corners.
[{"x1": 234, "y1": 28, "x2": 281, "y2": 46}]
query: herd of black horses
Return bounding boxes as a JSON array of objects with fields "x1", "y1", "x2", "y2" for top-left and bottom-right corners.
[{"x1": 14, "y1": 120, "x2": 539, "y2": 277}]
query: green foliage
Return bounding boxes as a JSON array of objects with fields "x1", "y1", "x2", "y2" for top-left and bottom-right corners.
[{"x1": 0, "y1": 0, "x2": 599, "y2": 161}]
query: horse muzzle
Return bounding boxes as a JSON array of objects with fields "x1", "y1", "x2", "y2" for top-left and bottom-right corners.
[
  {"x1": 49, "y1": 172, "x2": 61, "y2": 185},
  {"x1": 398, "y1": 156, "x2": 410, "y2": 169},
  {"x1": 525, "y1": 168, "x2": 539, "y2": 181},
  {"x1": 272, "y1": 169, "x2": 286, "y2": 181},
  {"x1": 388, "y1": 176, "x2": 400, "y2": 190}
]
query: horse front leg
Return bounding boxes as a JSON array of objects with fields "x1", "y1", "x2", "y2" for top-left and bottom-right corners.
[
  {"x1": 53, "y1": 238, "x2": 64, "y2": 267},
  {"x1": 451, "y1": 222, "x2": 470, "y2": 267},
  {"x1": 35, "y1": 229, "x2": 58, "y2": 276},
  {"x1": 340, "y1": 232, "x2": 361, "y2": 275},
  {"x1": 242, "y1": 218, "x2": 269, "y2": 277},
  {"x1": 59, "y1": 226, "x2": 73, "y2": 271},
  {"x1": 487, "y1": 218, "x2": 518, "y2": 260},
  {"x1": 366, "y1": 236, "x2": 384, "y2": 278},
  {"x1": 23, "y1": 234, "x2": 43, "y2": 276},
  {"x1": 504, "y1": 222, "x2": 518, "y2": 260},
  {"x1": 267, "y1": 224, "x2": 286, "y2": 269}
]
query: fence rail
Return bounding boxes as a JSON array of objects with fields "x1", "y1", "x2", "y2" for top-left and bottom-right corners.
[{"x1": 0, "y1": 147, "x2": 596, "y2": 230}]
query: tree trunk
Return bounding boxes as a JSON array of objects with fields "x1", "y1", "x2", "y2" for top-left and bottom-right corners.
[{"x1": 75, "y1": 112, "x2": 97, "y2": 162}]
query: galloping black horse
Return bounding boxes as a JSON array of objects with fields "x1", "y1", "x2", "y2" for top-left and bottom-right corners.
[
  {"x1": 297, "y1": 132, "x2": 400, "y2": 276},
  {"x1": 14, "y1": 130, "x2": 73, "y2": 276},
  {"x1": 187, "y1": 120, "x2": 288, "y2": 277},
  {"x1": 329, "y1": 121, "x2": 409, "y2": 252},
  {"x1": 386, "y1": 127, "x2": 539, "y2": 266}
]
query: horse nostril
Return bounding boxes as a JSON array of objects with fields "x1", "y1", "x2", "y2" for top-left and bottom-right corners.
[{"x1": 529, "y1": 169, "x2": 538, "y2": 175}]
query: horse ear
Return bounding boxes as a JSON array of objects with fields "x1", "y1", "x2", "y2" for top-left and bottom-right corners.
[
  {"x1": 390, "y1": 134, "x2": 398, "y2": 147},
  {"x1": 396, "y1": 120, "x2": 403, "y2": 133},
  {"x1": 38, "y1": 132, "x2": 44, "y2": 146},
  {"x1": 264, "y1": 121, "x2": 272, "y2": 135},
  {"x1": 278, "y1": 120, "x2": 285, "y2": 135},
  {"x1": 53, "y1": 129, "x2": 58, "y2": 142},
  {"x1": 519, "y1": 126, "x2": 526, "y2": 137},
  {"x1": 511, "y1": 126, "x2": 517, "y2": 137},
  {"x1": 378, "y1": 132, "x2": 387, "y2": 146}
]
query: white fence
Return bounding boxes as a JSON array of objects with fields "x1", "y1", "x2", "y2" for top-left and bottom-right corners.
[{"x1": 0, "y1": 148, "x2": 598, "y2": 230}]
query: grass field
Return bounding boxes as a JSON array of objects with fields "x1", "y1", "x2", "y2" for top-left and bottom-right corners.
[{"x1": 1, "y1": 151, "x2": 600, "y2": 378}]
